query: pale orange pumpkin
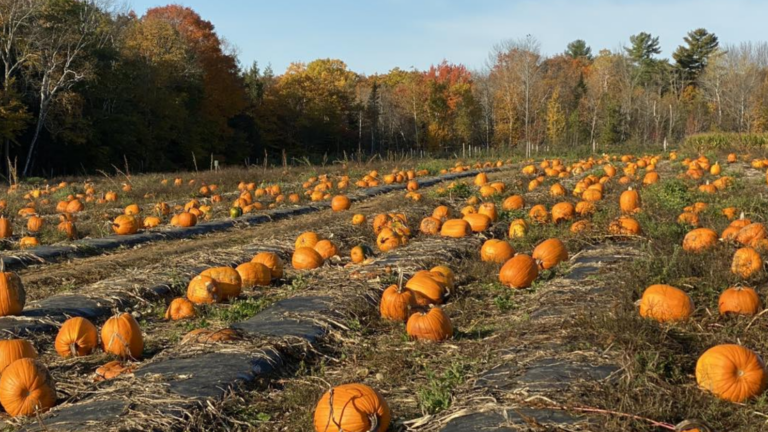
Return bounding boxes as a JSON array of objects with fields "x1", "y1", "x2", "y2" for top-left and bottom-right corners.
[
  {"x1": 639, "y1": 284, "x2": 694, "y2": 323},
  {"x1": 696, "y1": 344, "x2": 767, "y2": 402}
]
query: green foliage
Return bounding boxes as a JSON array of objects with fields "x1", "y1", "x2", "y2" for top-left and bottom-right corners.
[
  {"x1": 208, "y1": 297, "x2": 271, "y2": 324},
  {"x1": 417, "y1": 363, "x2": 466, "y2": 415}
]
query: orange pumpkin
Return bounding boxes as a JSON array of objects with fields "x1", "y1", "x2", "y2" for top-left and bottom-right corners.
[
  {"x1": 295, "y1": 231, "x2": 320, "y2": 249},
  {"x1": 331, "y1": 195, "x2": 351, "y2": 212},
  {"x1": 0, "y1": 267, "x2": 25, "y2": 317},
  {"x1": 0, "y1": 358, "x2": 56, "y2": 417},
  {"x1": 440, "y1": 219, "x2": 471, "y2": 238},
  {"x1": 0, "y1": 339, "x2": 37, "y2": 373},
  {"x1": 380, "y1": 284, "x2": 416, "y2": 322},
  {"x1": 236, "y1": 262, "x2": 271, "y2": 288},
  {"x1": 313, "y1": 383, "x2": 391, "y2": 432},
  {"x1": 164, "y1": 297, "x2": 197, "y2": 320},
  {"x1": 682, "y1": 228, "x2": 719, "y2": 253},
  {"x1": 251, "y1": 252, "x2": 284, "y2": 279},
  {"x1": 499, "y1": 255, "x2": 538, "y2": 289},
  {"x1": 54, "y1": 317, "x2": 98, "y2": 358},
  {"x1": 732, "y1": 247, "x2": 763, "y2": 279},
  {"x1": 480, "y1": 239, "x2": 515, "y2": 264},
  {"x1": 186, "y1": 275, "x2": 220, "y2": 304},
  {"x1": 532, "y1": 238, "x2": 568, "y2": 269},
  {"x1": 200, "y1": 267, "x2": 242, "y2": 300},
  {"x1": 719, "y1": 286, "x2": 762, "y2": 316},
  {"x1": 639, "y1": 284, "x2": 693, "y2": 322},
  {"x1": 293, "y1": 247, "x2": 324, "y2": 270},
  {"x1": 101, "y1": 313, "x2": 143, "y2": 359},
  {"x1": 314, "y1": 239, "x2": 339, "y2": 260},
  {"x1": 406, "y1": 306, "x2": 453, "y2": 341},
  {"x1": 696, "y1": 344, "x2": 767, "y2": 402}
]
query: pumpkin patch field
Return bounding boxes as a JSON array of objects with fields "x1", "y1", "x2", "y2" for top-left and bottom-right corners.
[{"x1": 0, "y1": 152, "x2": 767, "y2": 431}]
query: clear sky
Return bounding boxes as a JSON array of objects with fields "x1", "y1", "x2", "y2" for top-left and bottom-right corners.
[{"x1": 127, "y1": 0, "x2": 768, "y2": 75}]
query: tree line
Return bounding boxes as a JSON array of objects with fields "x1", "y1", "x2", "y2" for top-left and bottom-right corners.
[{"x1": 0, "y1": 1, "x2": 764, "y2": 176}]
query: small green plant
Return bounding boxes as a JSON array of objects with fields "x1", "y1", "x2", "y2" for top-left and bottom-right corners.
[
  {"x1": 417, "y1": 363, "x2": 466, "y2": 415},
  {"x1": 209, "y1": 297, "x2": 270, "y2": 323}
]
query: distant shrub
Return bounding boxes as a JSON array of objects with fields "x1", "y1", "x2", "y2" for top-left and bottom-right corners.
[{"x1": 683, "y1": 132, "x2": 768, "y2": 151}]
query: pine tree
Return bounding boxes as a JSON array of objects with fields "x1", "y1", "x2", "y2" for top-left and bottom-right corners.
[
  {"x1": 565, "y1": 39, "x2": 593, "y2": 60},
  {"x1": 673, "y1": 28, "x2": 719, "y2": 85}
]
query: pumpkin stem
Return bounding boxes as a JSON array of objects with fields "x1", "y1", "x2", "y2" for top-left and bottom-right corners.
[
  {"x1": 70, "y1": 342, "x2": 78, "y2": 358},
  {"x1": 397, "y1": 266, "x2": 404, "y2": 292}
]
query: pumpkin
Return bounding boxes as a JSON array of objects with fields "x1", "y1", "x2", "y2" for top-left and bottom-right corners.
[
  {"x1": 142, "y1": 216, "x2": 161, "y2": 228},
  {"x1": 430, "y1": 265, "x2": 455, "y2": 290},
  {"x1": 722, "y1": 207, "x2": 738, "y2": 220},
  {"x1": 251, "y1": 252, "x2": 284, "y2": 279},
  {"x1": 94, "y1": 360, "x2": 134, "y2": 382},
  {"x1": 376, "y1": 228, "x2": 402, "y2": 252},
  {"x1": 296, "y1": 231, "x2": 320, "y2": 249},
  {"x1": 570, "y1": 219, "x2": 593, "y2": 233},
  {"x1": 101, "y1": 313, "x2": 143, "y2": 359},
  {"x1": 682, "y1": 228, "x2": 719, "y2": 253},
  {"x1": 65, "y1": 199, "x2": 84, "y2": 213},
  {"x1": 293, "y1": 247, "x2": 324, "y2": 270},
  {"x1": 532, "y1": 238, "x2": 568, "y2": 269},
  {"x1": 352, "y1": 214, "x2": 366, "y2": 225},
  {"x1": 551, "y1": 202, "x2": 575, "y2": 224},
  {"x1": 478, "y1": 202, "x2": 498, "y2": 221},
  {"x1": 406, "y1": 306, "x2": 453, "y2": 341},
  {"x1": 186, "y1": 275, "x2": 220, "y2": 304},
  {"x1": 508, "y1": 219, "x2": 527, "y2": 238},
  {"x1": 173, "y1": 212, "x2": 197, "y2": 227},
  {"x1": 112, "y1": 215, "x2": 139, "y2": 235},
  {"x1": 350, "y1": 245, "x2": 373, "y2": 264},
  {"x1": 432, "y1": 205, "x2": 451, "y2": 221},
  {"x1": 380, "y1": 283, "x2": 416, "y2": 322},
  {"x1": 181, "y1": 328, "x2": 241, "y2": 345},
  {"x1": 440, "y1": 219, "x2": 471, "y2": 238},
  {"x1": 26, "y1": 216, "x2": 43, "y2": 233},
  {"x1": 420, "y1": 217, "x2": 442, "y2": 235},
  {"x1": 735, "y1": 223, "x2": 767, "y2": 246},
  {"x1": 331, "y1": 195, "x2": 351, "y2": 212},
  {"x1": 405, "y1": 273, "x2": 447, "y2": 306},
  {"x1": 582, "y1": 189, "x2": 602, "y2": 202},
  {"x1": 236, "y1": 262, "x2": 271, "y2": 288},
  {"x1": 0, "y1": 340, "x2": 36, "y2": 373},
  {"x1": 499, "y1": 254, "x2": 538, "y2": 289},
  {"x1": 502, "y1": 195, "x2": 525, "y2": 211},
  {"x1": 719, "y1": 286, "x2": 762, "y2": 316},
  {"x1": 124, "y1": 204, "x2": 141, "y2": 215},
  {"x1": 528, "y1": 204, "x2": 549, "y2": 224},
  {"x1": 480, "y1": 239, "x2": 515, "y2": 264},
  {"x1": 0, "y1": 359, "x2": 56, "y2": 417},
  {"x1": 0, "y1": 265, "x2": 25, "y2": 317},
  {"x1": 200, "y1": 267, "x2": 242, "y2": 300},
  {"x1": 732, "y1": 247, "x2": 762, "y2": 279},
  {"x1": 620, "y1": 188, "x2": 641, "y2": 213},
  {"x1": 313, "y1": 383, "x2": 391, "y2": 432},
  {"x1": 639, "y1": 284, "x2": 694, "y2": 322},
  {"x1": 463, "y1": 213, "x2": 492, "y2": 232},
  {"x1": 0, "y1": 216, "x2": 11, "y2": 239},
  {"x1": 164, "y1": 298, "x2": 196, "y2": 321},
  {"x1": 696, "y1": 344, "x2": 767, "y2": 402},
  {"x1": 314, "y1": 239, "x2": 339, "y2": 260},
  {"x1": 608, "y1": 217, "x2": 642, "y2": 236},
  {"x1": 54, "y1": 317, "x2": 98, "y2": 358},
  {"x1": 19, "y1": 237, "x2": 38, "y2": 249},
  {"x1": 575, "y1": 201, "x2": 595, "y2": 217}
]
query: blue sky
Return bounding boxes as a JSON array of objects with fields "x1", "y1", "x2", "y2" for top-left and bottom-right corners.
[{"x1": 128, "y1": 0, "x2": 768, "y2": 75}]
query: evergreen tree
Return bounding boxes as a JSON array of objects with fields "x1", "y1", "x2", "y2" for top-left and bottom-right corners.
[
  {"x1": 673, "y1": 28, "x2": 719, "y2": 85},
  {"x1": 565, "y1": 39, "x2": 592, "y2": 60}
]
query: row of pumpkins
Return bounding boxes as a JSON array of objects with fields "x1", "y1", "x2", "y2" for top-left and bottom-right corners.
[{"x1": 620, "y1": 157, "x2": 768, "y2": 406}]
